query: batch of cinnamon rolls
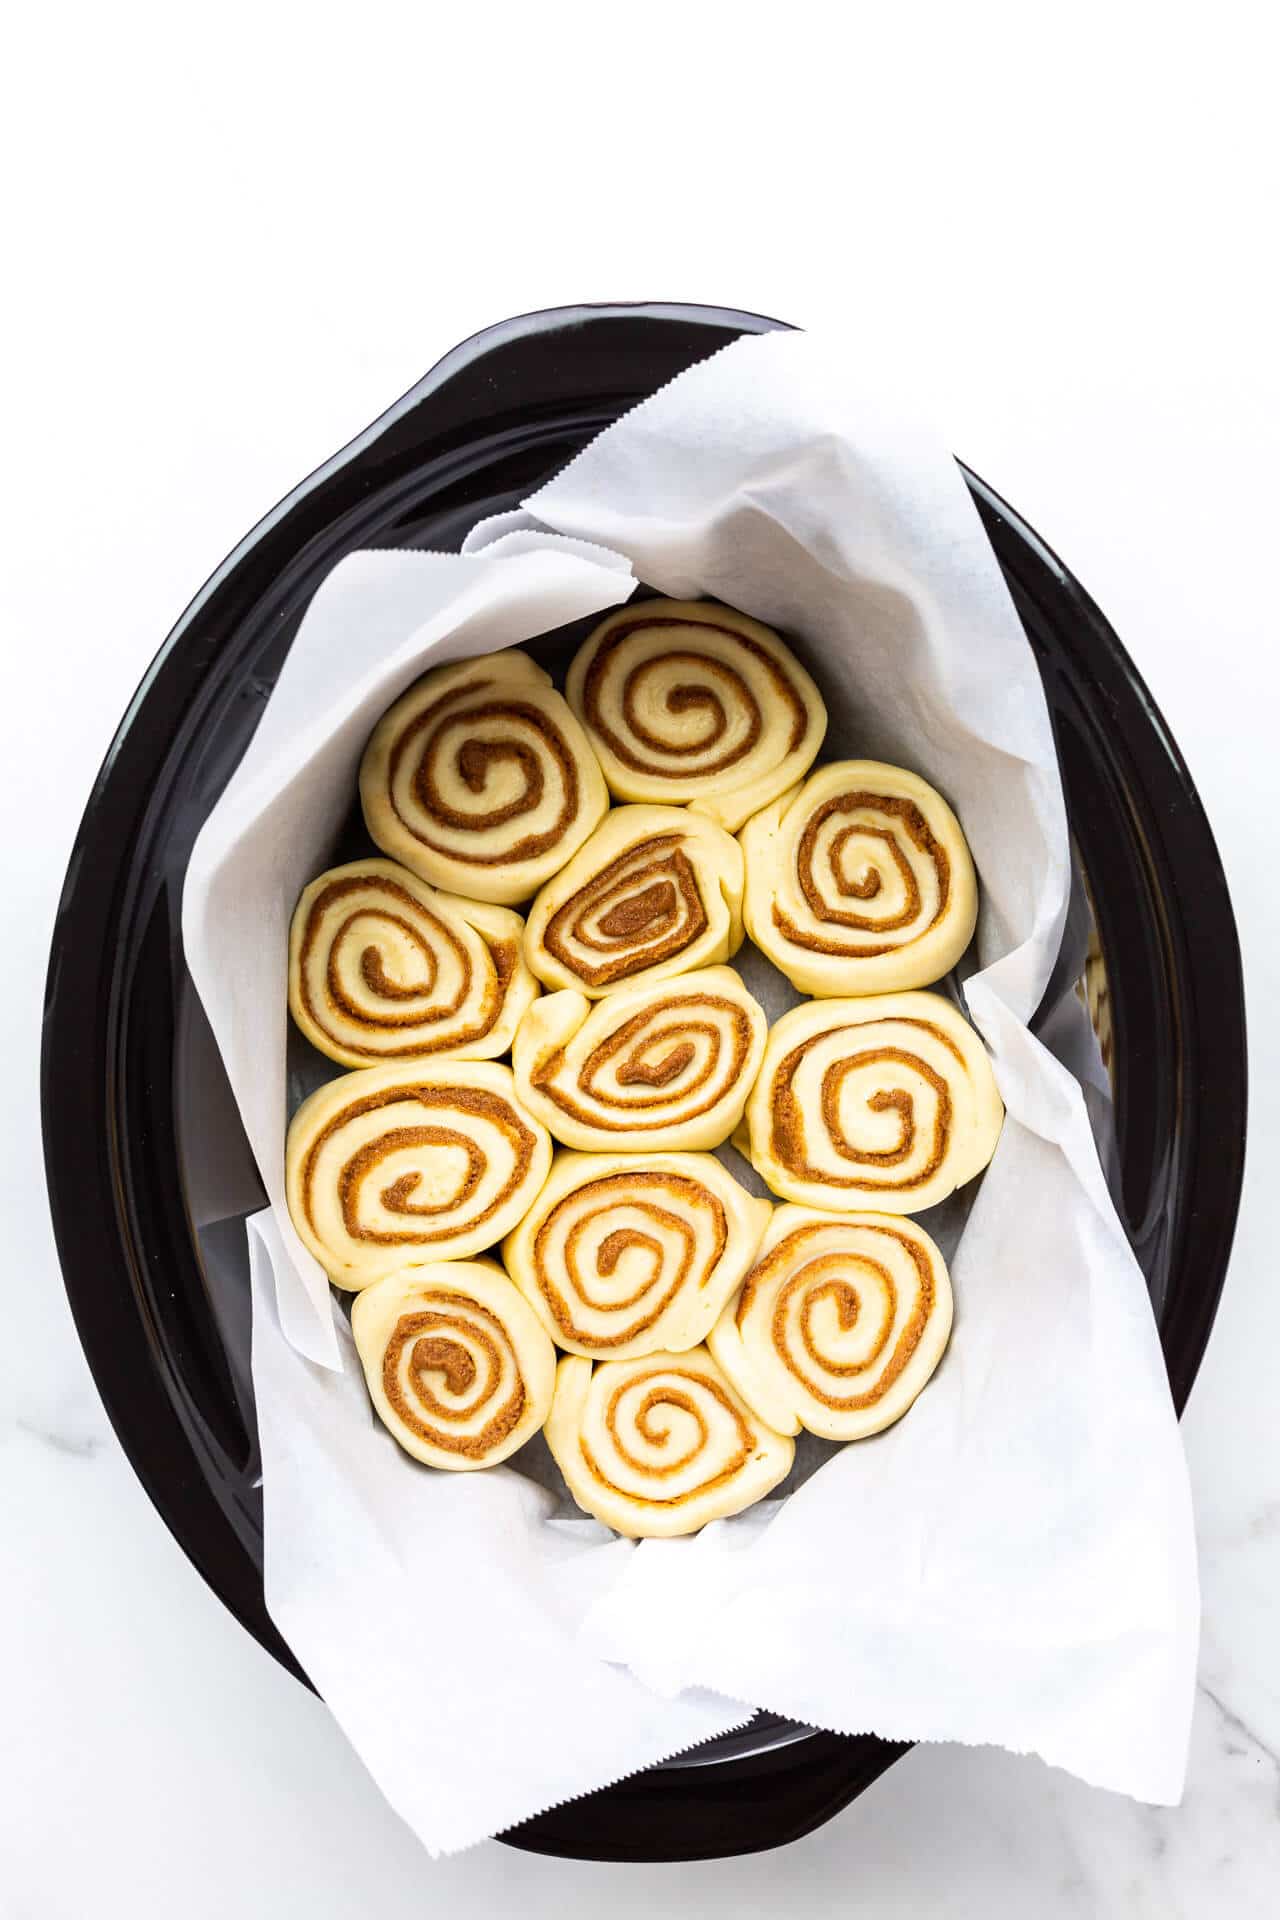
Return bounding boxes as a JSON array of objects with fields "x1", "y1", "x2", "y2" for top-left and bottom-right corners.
[{"x1": 284, "y1": 600, "x2": 1004, "y2": 1536}]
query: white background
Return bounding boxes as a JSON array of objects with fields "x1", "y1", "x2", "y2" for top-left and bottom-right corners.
[{"x1": 4, "y1": 6, "x2": 1277, "y2": 1914}]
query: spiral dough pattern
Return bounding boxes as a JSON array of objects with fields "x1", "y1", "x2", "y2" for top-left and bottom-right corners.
[
  {"x1": 285, "y1": 1059, "x2": 552, "y2": 1289},
  {"x1": 709, "y1": 1207, "x2": 953, "y2": 1441},
  {"x1": 740, "y1": 991, "x2": 1004, "y2": 1214},
  {"x1": 351, "y1": 1262, "x2": 556, "y2": 1469},
  {"x1": 544, "y1": 1347, "x2": 795, "y2": 1537},
  {"x1": 512, "y1": 965, "x2": 767, "y2": 1152},
  {"x1": 523, "y1": 804, "x2": 745, "y2": 997},
  {"x1": 288, "y1": 858, "x2": 538, "y2": 1065},
  {"x1": 566, "y1": 599, "x2": 826, "y2": 831},
  {"x1": 502, "y1": 1151, "x2": 771, "y2": 1359},
  {"x1": 359, "y1": 649, "x2": 608, "y2": 905},
  {"x1": 741, "y1": 760, "x2": 978, "y2": 997}
]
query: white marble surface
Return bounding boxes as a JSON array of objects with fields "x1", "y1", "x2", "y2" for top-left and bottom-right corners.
[{"x1": 5, "y1": 14, "x2": 1278, "y2": 1914}]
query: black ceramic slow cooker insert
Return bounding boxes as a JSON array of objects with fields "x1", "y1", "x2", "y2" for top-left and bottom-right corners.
[{"x1": 42, "y1": 303, "x2": 1247, "y2": 1863}]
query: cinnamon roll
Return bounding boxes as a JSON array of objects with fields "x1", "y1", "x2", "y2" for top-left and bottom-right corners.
[
  {"x1": 288, "y1": 858, "x2": 538, "y2": 1066},
  {"x1": 285, "y1": 1059, "x2": 552, "y2": 1288},
  {"x1": 740, "y1": 991, "x2": 1003, "y2": 1213},
  {"x1": 566, "y1": 599, "x2": 826, "y2": 830},
  {"x1": 359, "y1": 650, "x2": 608, "y2": 905},
  {"x1": 511, "y1": 965, "x2": 766, "y2": 1151},
  {"x1": 544, "y1": 1346, "x2": 794, "y2": 1537},
  {"x1": 523, "y1": 805, "x2": 745, "y2": 996},
  {"x1": 741, "y1": 760, "x2": 978, "y2": 996},
  {"x1": 502, "y1": 1151, "x2": 772, "y2": 1359},
  {"x1": 709, "y1": 1206, "x2": 952, "y2": 1440},
  {"x1": 351, "y1": 1261, "x2": 556, "y2": 1469}
]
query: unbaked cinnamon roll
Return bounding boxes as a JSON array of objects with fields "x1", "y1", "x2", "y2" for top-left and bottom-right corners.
[
  {"x1": 351, "y1": 1261, "x2": 556, "y2": 1469},
  {"x1": 502, "y1": 1150, "x2": 771, "y2": 1359},
  {"x1": 288, "y1": 858, "x2": 538, "y2": 1066},
  {"x1": 544, "y1": 1346, "x2": 794, "y2": 1537},
  {"x1": 511, "y1": 965, "x2": 766, "y2": 1151},
  {"x1": 285, "y1": 1059, "x2": 552, "y2": 1288},
  {"x1": 523, "y1": 805, "x2": 745, "y2": 996},
  {"x1": 709, "y1": 1206, "x2": 952, "y2": 1440},
  {"x1": 740, "y1": 991, "x2": 1003, "y2": 1213},
  {"x1": 566, "y1": 599, "x2": 826, "y2": 830},
  {"x1": 741, "y1": 760, "x2": 978, "y2": 996},
  {"x1": 359, "y1": 650, "x2": 608, "y2": 905}
]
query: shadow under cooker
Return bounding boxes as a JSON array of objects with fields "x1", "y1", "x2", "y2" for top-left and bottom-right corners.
[{"x1": 42, "y1": 303, "x2": 1247, "y2": 1862}]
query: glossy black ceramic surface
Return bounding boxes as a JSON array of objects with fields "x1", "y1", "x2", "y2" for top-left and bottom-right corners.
[{"x1": 42, "y1": 304, "x2": 1246, "y2": 1863}]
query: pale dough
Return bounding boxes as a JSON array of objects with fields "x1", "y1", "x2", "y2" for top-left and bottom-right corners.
[
  {"x1": 288, "y1": 857, "x2": 538, "y2": 1066},
  {"x1": 544, "y1": 1346, "x2": 794, "y2": 1537},
  {"x1": 566, "y1": 598, "x2": 826, "y2": 830},
  {"x1": 502, "y1": 1149, "x2": 772, "y2": 1359},
  {"x1": 285, "y1": 1058, "x2": 552, "y2": 1288},
  {"x1": 523, "y1": 804, "x2": 745, "y2": 997},
  {"x1": 709, "y1": 1206, "x2": 953, "y2": 1441},
  {"x1": 739, "y1": 991, "x2": 1004, "y2": 1213},
  {"x1": 351, "y1": 1260, "x2": 556, "y2": 1469},
  {"x1": 511, "y1": 964, "x2": 766, "y2": 1152},
  {"x1": 740, "y1": 759, "x2": 978, "y2": 996},
  {"x1": 359, "y1": 649, "x2": 608, "y2": 905}
]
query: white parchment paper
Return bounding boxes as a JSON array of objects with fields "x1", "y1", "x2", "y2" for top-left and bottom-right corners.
[{"x1": 183, "y1": 332, "x2": 1198, "y2": 1853}]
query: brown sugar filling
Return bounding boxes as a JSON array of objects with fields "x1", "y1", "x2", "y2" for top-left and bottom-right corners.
[
  {"x1": 384, "y1": 678, "x2": 581, "y2": 865},
  {"x1": 531, "y1": 995, "x2": 752, "y2": 1129},
  {"x1": 582, "y1": 613, "x2": 809, "y2": 776},
  {"x1": 576, "y1": 1368, "x2": 754, "y2": 1506},
  {"x1": 773, "y1": 791, "x2": 951, "y2": 957},
  {"x1": 740, "y1": 1223, "x2": 936, "y2": 1409},
  {"x1": 301, "y1": 1083, "x2": 535, "y2": 1242},
  {"x1": 597, "y1": 880, "x2": 677, "y2": 939},
  {"x1": 382, "y1": 1291, "x2": 525, "y2": 1457},
  {"x1": 299, "y1": 873, "x2": 507, "y2": 1057},
  {"x1": 768, "y1": 1018, "x2": 963, "y2": 1191},
  {"x1": 543, "y1": 834, "x2": 709, "y2": 986},
  {"x1": 533, "y1": 1171, "x2": 726, "y2": 1347}
]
